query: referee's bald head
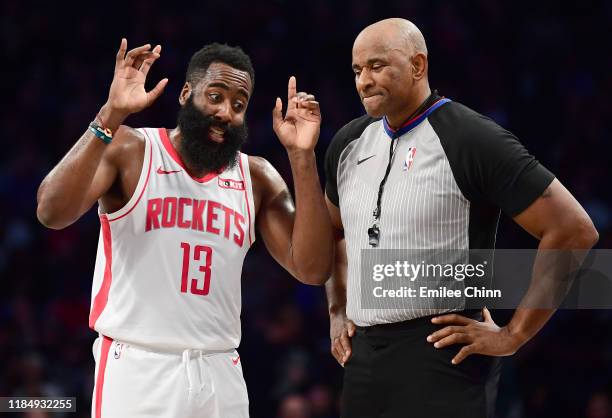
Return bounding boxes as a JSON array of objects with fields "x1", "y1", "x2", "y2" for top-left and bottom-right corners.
[
  {"x1": 355, "y1": 18, "x2": 428, "y2": 57},
  {"x1": 352, "y1": 18, "x2": 430, "y2": 124}
]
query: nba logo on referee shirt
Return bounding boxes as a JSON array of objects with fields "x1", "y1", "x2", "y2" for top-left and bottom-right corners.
[{"x1": 403, "y1": 147, "x2": 417, "y2": 171}]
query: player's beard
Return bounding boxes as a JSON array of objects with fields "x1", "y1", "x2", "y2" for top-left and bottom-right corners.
[{"x1": 176, "y1": 96, "x2": 248, "y2": 174}]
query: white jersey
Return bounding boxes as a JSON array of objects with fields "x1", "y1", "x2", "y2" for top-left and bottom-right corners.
[{"x1": 89, "y1": 127, "x2": 256, "y2": 351}]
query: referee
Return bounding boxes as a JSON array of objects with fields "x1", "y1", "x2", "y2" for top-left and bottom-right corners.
[{"x1": 323, "y1": 18, "x2": 598, "y2": 418}]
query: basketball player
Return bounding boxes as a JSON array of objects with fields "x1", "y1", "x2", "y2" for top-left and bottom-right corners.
[{"x1": 36, "y1": 39, "x2": 333, "y2": 417}]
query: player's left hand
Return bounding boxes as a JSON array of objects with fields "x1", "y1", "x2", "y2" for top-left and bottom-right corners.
[
  {"x1": 272, "y1": 76, "x2": 321, "y2": 152},
  {"x1": 427, "y1": 307, "x2": 524, "y2": 364}
]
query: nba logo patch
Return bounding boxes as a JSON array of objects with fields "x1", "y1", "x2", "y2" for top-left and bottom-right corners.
[
  {"x1": 114, "y1": 342, "x2": 123, "y2": 359},
  {"x1": 403, "y1": 147, "x2": 417, "y2": 171}
]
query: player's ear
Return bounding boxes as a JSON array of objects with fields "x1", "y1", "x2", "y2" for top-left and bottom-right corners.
[{"x1": 179, "y1": 82, "x2": 192, "y2": 105}]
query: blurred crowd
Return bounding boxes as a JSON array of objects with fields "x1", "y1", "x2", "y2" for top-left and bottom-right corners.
[{"x1": 0, "y1": 0, "x2": 610, "y2": 417}]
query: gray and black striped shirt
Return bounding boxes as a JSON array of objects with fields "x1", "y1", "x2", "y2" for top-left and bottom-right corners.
[{"x1": 325, "y1": 94, "x2": 554, "y2": 326}]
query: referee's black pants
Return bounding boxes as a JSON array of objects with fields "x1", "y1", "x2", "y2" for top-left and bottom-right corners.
[{"x1": 341, "y1": 312, "x2": 501, "y2": 418}]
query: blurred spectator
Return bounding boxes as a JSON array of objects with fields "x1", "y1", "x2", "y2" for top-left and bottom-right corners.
[{"x1": 278, "y1": 394, "x2": 311, "y2": 418}]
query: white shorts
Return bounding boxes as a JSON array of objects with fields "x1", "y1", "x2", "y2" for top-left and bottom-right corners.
[{"x1": 91, "y1": 336, "x2": 249, "y2": 418}]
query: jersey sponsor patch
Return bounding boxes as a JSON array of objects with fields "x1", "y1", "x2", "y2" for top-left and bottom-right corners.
[
  {"x1": 218, "y1": 177, "x2": 245, "y2": 191},
  {"x1": 403, "y1": 147, "x2": 417, "y2": 171}
]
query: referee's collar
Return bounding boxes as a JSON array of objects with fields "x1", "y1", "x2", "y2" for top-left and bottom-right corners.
[{"x1": 383, "y1": 96, "x2": 451, "y2": 139}]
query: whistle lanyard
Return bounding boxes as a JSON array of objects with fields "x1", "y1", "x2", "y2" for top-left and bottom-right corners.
[
  {"x1": 368, "y1": 137, "x2": 398, "y2": 247},
  {"x1": 368, "y1": 92, "x2": 447, "y2": 247}
]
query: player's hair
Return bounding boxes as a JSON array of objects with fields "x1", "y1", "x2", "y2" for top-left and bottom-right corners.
[{"x1": 186, "y1": 43, "x2": 255, "y2": 90}]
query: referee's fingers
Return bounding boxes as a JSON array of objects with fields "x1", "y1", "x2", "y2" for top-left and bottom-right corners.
[
  {"x1": 347, "y1": 321, "x2": 356, "y2": 337},
  {"x1": 431, "y1": 313, "x2": 475, "y2": 326},
  {"x1": 452, "y1": 344, "x2": 476, "y2": 365},
  {"x1": 427, "y1": 325, "x2": 463, "y2": 343},
  {"x1": 340, "y1": 332, "x2": 352, "y2": 362},
  {"x1": 432, "y1": 333, "x2": 471, "y2": 349},
  {"x1": 331, "y1": 340, "x2": 344, "y2": 365}
]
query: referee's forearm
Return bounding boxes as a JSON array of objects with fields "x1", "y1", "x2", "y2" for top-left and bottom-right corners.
[{"x1": 507, "y1": 226, "x2": 598, "y2": 345}]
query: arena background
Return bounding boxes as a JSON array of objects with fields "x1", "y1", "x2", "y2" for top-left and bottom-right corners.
[{"x1": 1, "y1": 0, "x2": 611, "y2": 417}]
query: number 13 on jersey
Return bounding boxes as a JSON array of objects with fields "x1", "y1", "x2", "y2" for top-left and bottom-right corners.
[{"x1": 180, "y1": 242, "x2": 213, "y2": 295}]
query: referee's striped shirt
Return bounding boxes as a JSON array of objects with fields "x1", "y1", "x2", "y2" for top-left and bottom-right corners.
[{"x1": 324, "y1": 92, "x2": 554, "y2": 326}]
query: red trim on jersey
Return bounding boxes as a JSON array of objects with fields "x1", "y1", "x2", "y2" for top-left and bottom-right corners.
[
  {"x1": 89, "y1": 215, "x2": 113, "y2": 329},
  {"x1": 238, "y1": 154, "x2": 253, "y2": 246},
  {"x1": 94, "y1": 336, "x2": 112, "y2": 418},
  {"x1": 158, "y1": 128, "x2": 222, "y2": 183},
  {"x1": 107, "y1": 131, "x2": 153, "y2": 222}
]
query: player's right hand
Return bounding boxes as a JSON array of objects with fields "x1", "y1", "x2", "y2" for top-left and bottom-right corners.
[
  {"x1": 330, "y1": 312, "x2": 356, "y2": 367},
  {"x1": 105, "y1": 38, "x2": 168, "y2": 117}
]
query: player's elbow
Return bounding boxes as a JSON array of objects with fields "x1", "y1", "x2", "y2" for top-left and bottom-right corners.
[
  {"x1": 296, "y1": 272, "x2": 330, "y2": 286},
  {"x1": 294, "y1": 262, "x2": 332, "y2": 286},
  {"x1": 37, "y1": 205, "x2": 62, "y2": 229},
  {"x1": 36, "y1": 200, "x2": 72, "y2": 230}
]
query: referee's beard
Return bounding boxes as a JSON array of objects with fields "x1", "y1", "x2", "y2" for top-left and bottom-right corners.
[{"x1": 176, "y1": 96, "x2": 248, "y2": 174}]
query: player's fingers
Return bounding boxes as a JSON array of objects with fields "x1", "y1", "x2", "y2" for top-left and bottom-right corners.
[
  {"x1": 139, "y1": 45, "x2": 162, "y2": 72},
  {"x1": 133, "y1": 51, "x2": 158, "y2": 71},
  {"x1": 287, "y1": 76, "x2": 297, "y2": 110},
  {"x1": 115, "y1": 38, "x2": 127, "y2": 68},
  {"x1": 272, "y1": 97, "x2": 283, "y2": 130},
  {"x1": 433, "y1": 333, "x2": 471, "y2": 349},
  {"x1": 140, "y1": 54, "x2": 160, "y2": 76},
  {"x1": 427, "y1": 326, "x2": 463, "y2": 343},
  {"x1": 125, "y1": 44, "x2": 152, "y2": 67},
  {"x1": 145, "y1": 78, "x2": 168, "y2": 106},
  {"x1": 297, "y1": 93, "x2": 315, "y2": 102},
  {"x1": 298, "y1": 100, "x2": 321, "y2": 115},
  {"x1": 452, "y1": 344, "x2": 477, "y2": 365},
  {"x1": 431, "y1": 313, "x2": 475, "y2": 326},
  {"x1": 299, "y1": 100, "x2": 319, "y2": 108},
  {"x1": 139, "y1": 47, "x2": 162, "y2": 75}
]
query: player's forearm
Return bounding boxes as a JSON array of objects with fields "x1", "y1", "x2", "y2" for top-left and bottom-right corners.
[
  {"x1": 286, "y1": 149, "x2": 334, "y2": 284},
  {"x1": 507, "y1": 223, "x2": 598, "y2": 346},
  {"x1": 36, "y1": 105, "x2": 126, "y2": 229},
  {"x1": 37, "y1": 130, "x2": 107, "y2": 228},
  {"x1": 326, "y1": 237, "x2": 348, "y2": 316}
]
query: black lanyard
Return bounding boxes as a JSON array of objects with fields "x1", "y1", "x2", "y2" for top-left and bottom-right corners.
[
  {"x1": 368, "y1": 92, "x2": 438, "y2": 247},
  {"x1": 368, "y1": 138, "x2": 399, "y2": 247}
]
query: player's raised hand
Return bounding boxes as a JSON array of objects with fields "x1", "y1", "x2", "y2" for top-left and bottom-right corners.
[
  {"x1": 106, "y1": 38, "x2": 168, "y2": 117},
  {"x1": 272, "y1": 76, "x2": 321, "y2": 152}
]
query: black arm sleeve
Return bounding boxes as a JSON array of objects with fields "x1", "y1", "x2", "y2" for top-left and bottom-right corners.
[{"x1": 431, "y1": 102, "x2": 555, "y2": 216}]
